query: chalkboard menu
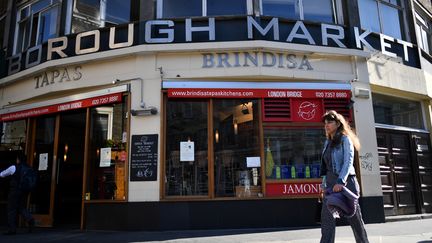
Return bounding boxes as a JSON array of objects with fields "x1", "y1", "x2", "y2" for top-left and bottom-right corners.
[{"x1": 130, "y1": 134, "x2": 158, "y2": 181}]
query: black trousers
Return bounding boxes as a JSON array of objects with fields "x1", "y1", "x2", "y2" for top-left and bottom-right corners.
[
  {"x1": 7, "y1": 190, "x2": 33, "y2": 231},
  {"x1": 320, "y1": 175, "x2": 369, "y2": 243}
]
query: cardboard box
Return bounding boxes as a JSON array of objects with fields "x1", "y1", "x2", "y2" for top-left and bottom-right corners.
[{"x1": 235, "y1": 186, "x2": 262, "y2": 198}]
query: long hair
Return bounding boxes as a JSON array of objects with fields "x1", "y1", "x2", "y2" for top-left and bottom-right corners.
[{"x1": 322, "y1": 110, "x2": 361, "y2": 151}]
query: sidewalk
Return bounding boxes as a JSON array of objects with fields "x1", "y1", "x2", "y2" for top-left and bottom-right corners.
[{"x1": 1, "y1": 217, "x2": 432, "y2": 243}]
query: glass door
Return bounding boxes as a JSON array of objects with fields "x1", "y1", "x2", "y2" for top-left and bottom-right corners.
[
  {"x1": 29, "y1": 111, "x2": 87, "y2": 227},
  {"x1": 29, "y1": 115, "x2": 58, "y2": 226},
  {"x1": 54, "y1": 111, "x2": 86, "y2": 227}
]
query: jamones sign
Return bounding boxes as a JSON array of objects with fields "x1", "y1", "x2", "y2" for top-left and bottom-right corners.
[{"x1": 266, "y1": 181, "x2": 322, "y2": 197}]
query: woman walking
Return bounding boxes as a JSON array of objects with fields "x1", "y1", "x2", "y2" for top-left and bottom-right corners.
[{"x1": 320, "y1": 110, "x2": 369, "y2": 243}]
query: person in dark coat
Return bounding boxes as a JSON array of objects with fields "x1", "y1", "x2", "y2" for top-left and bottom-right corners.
[{"x1": 0, "y1": 152, "x2": 35, "y2": 235}]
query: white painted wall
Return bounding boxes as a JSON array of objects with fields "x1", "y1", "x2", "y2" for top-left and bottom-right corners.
[
  {"x1": 368, "y1": 54, "x2": 426, "y2": 95},
  {"x1": 128, "y1": 55, "x2": 163, "y2": 202},
  {"x1": 351, "y1": 57, "x2": 382, "y2": 197}
]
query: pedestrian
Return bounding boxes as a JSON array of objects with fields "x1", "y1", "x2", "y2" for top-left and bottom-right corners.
[
  {"x1": 0, "y1": 152, "x2": 35, "y2": 235},
  {"x1": 320, "y1": 110, "x2": 369, "y2": 243}
]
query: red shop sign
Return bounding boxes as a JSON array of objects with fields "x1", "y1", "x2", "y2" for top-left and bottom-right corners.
[
  {"x1": 168, "y1": 88, "x2": 350, "y2": 99},
  {"x1": 266, "y1": 181, "x2": 322, "y2": 197},
  {"x1": 0, "y1": 93, "x2": 122, "y2": 122}
]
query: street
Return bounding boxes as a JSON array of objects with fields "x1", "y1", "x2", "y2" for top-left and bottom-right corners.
[{"x1": 1, "y1": 217, "x2": 431, "y2": 243}]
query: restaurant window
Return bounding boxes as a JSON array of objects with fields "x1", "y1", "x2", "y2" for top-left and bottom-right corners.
[
  {"x1": 415, "y1": 11, "x2": 432, "y2": 55},
  {"x1": 372, "y1": 93, "x2": 425, "y2": 129},
  {"x1": 0, "y1": 0, "x2": 7, "y2": 49},
  {"x1": 164, "y1": 99, "x2": 261, "y2": 198},
  {"x1": 14, "y1": 0, "x2": 61, "y2": 54},
  {"x1": 264, "y1": 128, "x2": 323, "y2": 180},
  {"x1": 213, "y1": 100, "x2": 261, "y2": 197},
  {"x1": 358, "y1": 0, "x2": 405, "y2": 40},
  {"x1": 0, "y1": 120, "x2": 27, "y2": 202},
  {"x1": 158, "y1": 0, "x2": 248, "y2": 18},
  {"x1": 86, "y1": 98, "x2": 128, "y2": 200},
  {"x1": 165, "y1": 100, "x2": 208, "y2": 196},
  {"x1": 261, "y1": 0, "x2": 339, "y2": 24},
  {"x1": 72, "y1": 0, "x2": 131, "y2": 33}
]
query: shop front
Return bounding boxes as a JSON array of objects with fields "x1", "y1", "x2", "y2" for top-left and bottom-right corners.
[
  {"x1": 0, "y1": 86, "x2": 130, "y2": 228},
  {"x1": 154, "y1": 80, "x2": 375, "y2": 229}
]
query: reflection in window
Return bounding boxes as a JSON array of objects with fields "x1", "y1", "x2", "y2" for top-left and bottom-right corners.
[
  {"x1": 262, "y1": 0, "x2": 336, "y2": 23},
  {"x1": 30, "y1": 116, "x2": 56, "y2": 214},
  {"x1": 0, "y1": 120, "x2": 27, "y2": 202},
  {"x1": 165, "y1": 101, "x2": 208, "y2": 196},
  {"x1": 0, "y1": 0, "x2": 7, "y2": 49},
  {"x1": 302, "y1": 0, "x2": 334, "y2": 23},
  {"x1": 162, "y1": 0, "x2": 201, "y2": 18},
  {"x1": 264, "y1": 128, "x2": 324, "y2": 180},
  {"x1": 415, "y1": 11, "x2": 431, "y2": 55},
  {"x1": 372, "y1": 93, "x2": 424, "y2": 129},
  {"x1": 87, "y1": 99, "x2": 127, "y2": 200},
  {"x1": 207, "y1": 0, "x2": 247, "y2": 16},
  {"x1": 14, "y1": 0, "x2": 60, "y2": 53},
  {"x1": 160, "y1": 0, "x2": 247, "y2": 18},
  {"x1": 358, "y1": 0, "x2": 404, "y2": 39},
  {"x1": 72, "y1": 0, "x2": 131, "y2": 33},
  {"x1": 262, "y1": 0, "x2": 300, "y2": 20},
  {"x1": 213, "y1": 100, "x2": 261, "y2": 197}
]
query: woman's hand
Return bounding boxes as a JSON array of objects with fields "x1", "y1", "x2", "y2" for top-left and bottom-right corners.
[{"x1": 333, "y1": 184, "x2": 344, "y2": 192}]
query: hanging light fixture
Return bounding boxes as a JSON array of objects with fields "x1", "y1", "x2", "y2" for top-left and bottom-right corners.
[
  {"x1": 241, "y1": 102, "x2": 249, "y2": 114},
  {"x1": 64, "y1": 144, "x2": 69, "y2": 162},
  {"x1": 215, "y1": 129, "x2": 219, "y2": 143},
  {"x1": 233, "y1": 119, "x2": 238, "y2": 135}
]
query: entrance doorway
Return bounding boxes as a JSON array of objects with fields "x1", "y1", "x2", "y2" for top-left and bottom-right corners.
[
  {"x1": 29, "y1": 110, "x2": 86, "y2": 227},
  {"x1": 377, "y1": 129, "x2": 432, "y2": 216}
]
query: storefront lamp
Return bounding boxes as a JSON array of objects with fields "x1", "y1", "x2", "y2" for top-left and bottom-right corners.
[
  {"x1": 354, "y1": 88, "x2": 370, "y2": 99},
  {"x1": 131, "y1": 107, "x2": 158, "y2": 116}
]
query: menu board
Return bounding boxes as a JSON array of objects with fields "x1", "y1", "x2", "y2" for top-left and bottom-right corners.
[{"x1": 130, "y1": 134, "x2": 158, "y2": 181}]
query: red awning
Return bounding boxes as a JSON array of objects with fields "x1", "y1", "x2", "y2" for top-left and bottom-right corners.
[
  {"x1": 168, "y1": 88, "x2": 350, "y2": 99},
  {"x1": 0, "y1": 93, "x2": 122, "y2": 122}
]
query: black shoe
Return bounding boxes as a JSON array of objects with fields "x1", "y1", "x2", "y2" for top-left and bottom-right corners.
[
  {"x1": 28, "y1": 219, "x2": 35, "y2": 233},
  {"x1": 3, "y1": 230, "x2": 16, "y2": 235}
]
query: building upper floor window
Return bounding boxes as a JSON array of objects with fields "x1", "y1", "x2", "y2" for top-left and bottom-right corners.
[
  {"x1": 14, "y1": 0, "x2": 61, "y2": 54},
  {"x1": 261, "y1": 0, "x2": 340, "y2": 24},
  {"x1": 72, "y1": 0, "x2": 131, "y2": 33},
  {"x1": 358, "y1": 0, "x2": 405, "y2": 40},
  {"x1": 372, "y1": 93, "x2": 425, "y2": 129},
  {"x1": 0, "y1": 0, "x2": 7, "y2": 50},
  {"x1": 415, "y1": 11, "x2": 431, "y2": 55},
  {"x1": 158, "y1": 0, "x2": 249, "y2": 18}
]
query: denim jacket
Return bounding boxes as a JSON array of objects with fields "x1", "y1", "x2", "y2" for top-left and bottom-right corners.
[{"x1": 321, "y1": 134, "x2": 356, "y2": 189}]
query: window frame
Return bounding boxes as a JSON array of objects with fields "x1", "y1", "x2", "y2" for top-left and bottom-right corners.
[
  {"x1": 415, "y1": 9, "x2": 432, "y2": 55},
  {"x1": 71, "y1": 0, "x2": 132, "y2": 33},
  {"x1": 162, "y1": 96, "x2": 263, "y2": 200},
  {"x1": 259, "y1": 0, "x2": 343, "y2": 24},
  {"x1": 358, "y1": 0, "x2": 407, "y2": 40},
  {"x1": 156, "y1": 0, "x2": 253, "y2": 19},
  {"x1": 13, "y1": 0, "x2": 61, "y2": 54}
]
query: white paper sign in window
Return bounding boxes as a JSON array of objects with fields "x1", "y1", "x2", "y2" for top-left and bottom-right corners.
[
  {"x1": 180, "y1": 141, "x2": 194, "y2": 161},
  {"x1": 100, "y1": 147, "x2": 112, "y2": 167},
  {"x1": 38, "y1": 153, "x2": 48, "y2": 171},
  {"x1": 246, "y1": 157, "x2": 261, "y2": 168}
]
